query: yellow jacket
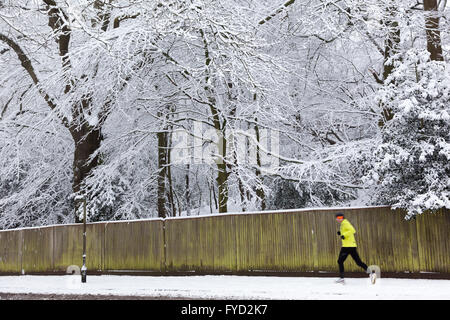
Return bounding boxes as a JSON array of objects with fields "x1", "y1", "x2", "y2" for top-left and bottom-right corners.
[{"x1": 340, "y1": 219, "x2": 357, "y2": 247}]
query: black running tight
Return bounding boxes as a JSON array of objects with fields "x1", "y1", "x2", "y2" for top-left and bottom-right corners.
[{"x1": 337, "y1": 247, "x2": 368, "y2": 278}]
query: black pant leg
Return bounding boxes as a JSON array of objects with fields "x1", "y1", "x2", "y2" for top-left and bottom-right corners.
[
  {"x1": 337, "y1": 248, "x2": 350, "y2": 278},
  {"x1": 349, "y1": 248, "x2": 368, "y2": 271}
]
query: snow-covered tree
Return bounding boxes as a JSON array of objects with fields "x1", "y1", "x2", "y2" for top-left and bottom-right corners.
[
  {"x1": 71, "y1": 0, "x2": 293, "y2": 218},
  {"x1": 370, "y1": 50, "x2": 450, "y2": 218},
  {"x1": 1, "y1": 0, "x2": 449, "y2": 228}
]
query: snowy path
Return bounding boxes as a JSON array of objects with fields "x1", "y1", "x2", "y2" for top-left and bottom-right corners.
[{"x1": 0, "y1": 275, "x2": 449, "y2": 300}]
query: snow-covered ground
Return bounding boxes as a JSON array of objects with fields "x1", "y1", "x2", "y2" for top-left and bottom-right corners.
[{"x1": 0, "y1": 275, "x2": 449, "y2": 300}]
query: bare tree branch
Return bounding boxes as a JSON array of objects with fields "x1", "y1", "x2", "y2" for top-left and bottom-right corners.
[
  {"x1": 258, "y1": 0, "x2": 295, "y2": 25},
  {"x1": 0, "y1": 33, "x2": 65, "y2": 119}
]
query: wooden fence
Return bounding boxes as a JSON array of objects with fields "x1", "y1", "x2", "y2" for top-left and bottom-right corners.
[{"x1": 0, "y1": 206, "x2": 448, "y2": 276}]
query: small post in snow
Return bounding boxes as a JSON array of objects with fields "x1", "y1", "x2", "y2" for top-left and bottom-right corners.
[
  {"x1": 81, "y1": 198, "x2": 87, "y2": 283},
  {"x1": 75, "y1": 196, "x2": 87, "y2": 283}
]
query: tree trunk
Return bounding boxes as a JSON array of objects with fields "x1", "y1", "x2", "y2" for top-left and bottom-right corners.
[
  {"x1": 378, "y1": 3, "x2": 401, "y2": 128},
  {"x1": 423, "y1": 0, "x2": 444, "y2": 62},
  {"x1": 208, "y1": 180, "x2": 213, "y2": 214},
  {"x1": 254, "y1": 121, "x2": 266, "y2": 211},
  {"x1": 211, "y1": 174, "x2": 218, "y2": 210},
  {"x1": 185, "y1": 164, "x2": 191, "y2": 216},
  {"x1": 216, "y1": 132, "x2": 228, "y2": 213},
  {"x1": 200, "y1": 28, "x2": 229, "y2": 214},
  {"x1": 70, "y1": 125, "x2": 102, "y2": 223},
  {"x1": 382, "y1": 19, "x2": 401, "y2": 82},
  {"x1": 217, "y1": 166, "x2": 228, "y2": 213},
  {"x1": 157, "y1": 129, "x2": 168, "y2": 218},
  {"x1": 166, "y1": 130, "x2": 176, "y2": 217}
]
